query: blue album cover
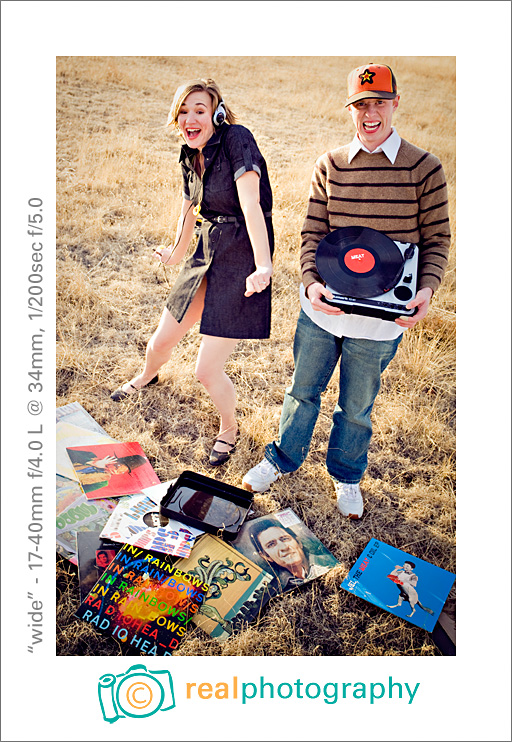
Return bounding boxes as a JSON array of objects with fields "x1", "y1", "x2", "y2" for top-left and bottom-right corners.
[{"x1": 341, "y1": 539, "x2": 455, "y2": 632}]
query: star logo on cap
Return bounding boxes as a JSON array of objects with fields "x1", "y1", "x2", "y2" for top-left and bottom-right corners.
[{"x1": 359, "y1": 68, "x2": 375, "y2": 85}]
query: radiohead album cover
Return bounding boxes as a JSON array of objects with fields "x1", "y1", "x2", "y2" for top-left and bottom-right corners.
[{"x1": 75, "y1": 542, "x2": 209, "y2": 655}]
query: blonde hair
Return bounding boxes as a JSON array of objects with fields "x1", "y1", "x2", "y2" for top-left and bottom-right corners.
[{"x1": 166, "y1": 78, "x2": 237, "y2": 129}]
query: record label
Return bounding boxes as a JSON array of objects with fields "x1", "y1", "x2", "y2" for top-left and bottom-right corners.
[{"x1": 344, "y1": 248, "x2": 375, "y2": 273}]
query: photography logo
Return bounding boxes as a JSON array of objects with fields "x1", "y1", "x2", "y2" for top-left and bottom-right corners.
[{"x1": 98, "y1": 664, "x2": 175, "y2": 723}]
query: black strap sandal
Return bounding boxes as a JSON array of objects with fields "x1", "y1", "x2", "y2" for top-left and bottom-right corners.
[
  {"x1": 110, "y1": 375, "x2": 158, "y2": 402},
  {"x1": 209, "y1": 438, "x2": 237, "y2": 467}
]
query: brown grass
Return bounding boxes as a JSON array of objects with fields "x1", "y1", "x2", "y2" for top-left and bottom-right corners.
[{"x1": 56, "y1": 56, "x2": 455, "y2": 656}]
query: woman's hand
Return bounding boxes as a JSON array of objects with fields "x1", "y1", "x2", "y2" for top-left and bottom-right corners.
[
  {"x1": 245, "y1": 265, "x2": 273, "y2": 297},
  {"x1": 153, "y1": 199, "x2": 196, "y2": 266},
  {"x1": 152, "y1": 245, "x2": 175, "y2": 265}
]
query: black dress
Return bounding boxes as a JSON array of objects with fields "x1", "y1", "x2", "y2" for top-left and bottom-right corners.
[{"x1": 165, "y1": 123, "x2": 274, "y2": 339}]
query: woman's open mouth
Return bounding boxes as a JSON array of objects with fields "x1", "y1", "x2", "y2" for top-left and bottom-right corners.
[{"x1": 186, "y1": 128, "x2": 201, "y2": 140}]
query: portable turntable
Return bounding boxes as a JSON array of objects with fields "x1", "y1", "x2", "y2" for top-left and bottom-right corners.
[
  {"x1": 315, "y1": 226, "x2": 418, "y2": 322},
  {"x1": 160, "y1": 471, "x2": 253, "y2": 541}
]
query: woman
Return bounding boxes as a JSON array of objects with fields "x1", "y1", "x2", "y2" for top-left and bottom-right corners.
[{"x1": 111, "y1": 79, "x2": 274, "y2": 466}]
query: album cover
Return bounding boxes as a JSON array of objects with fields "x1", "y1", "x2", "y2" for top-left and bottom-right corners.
[
  {"x1": 56, "y1": 484, "x2": 118, "y2": 564},
  {"x1": 75, "y1": 542, "x2": 209, "y2": 655},
  {"x1": 141, "y1": 479, "x2": 178, "y2": 505},
  {"x1": 100, "y1": 491, "x2": 203, "y2": 558},
  {"x1": 232, "y1": 508, "x2": 340, "y2": 597},
  {"x1": 56, "y1": 405, "x2": 118, "y2": 561},
  {"x1": 57, "y1": 421, "x2": 115, "y2": 481},
  {"x1": 56, "y1": 472, "x2": 82, "y2": 515},
  {"x1": 66, "y1": 441, "x2": 160, "y2": 499},
  {"x1": 76, "y1": 531, "x2": 122, "y2": 602},
  {"x1": 173, "y1": 534, "x2": 274, "y2": 642},
  {"x1": 56, "y1": 401, "x2": 109, "y2": 436},
  {"x1": 340, "y1": 539, "x2": 455, "y2": 632}
]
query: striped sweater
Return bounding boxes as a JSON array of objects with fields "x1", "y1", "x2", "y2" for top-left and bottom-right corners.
[{"x1": 300, "y1": 139, "x2": 451, "y2": 294}]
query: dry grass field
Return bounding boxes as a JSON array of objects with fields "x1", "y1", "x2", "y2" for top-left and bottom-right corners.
[{"x1": 56, "y1": 56, "x2": 455, "y2": 657}]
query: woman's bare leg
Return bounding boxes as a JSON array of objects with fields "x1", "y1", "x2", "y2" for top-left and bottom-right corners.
[
  {"x1": 121, "y1": 280, "x2": 206, "y2": 393},
  {"x1": 195, "y1": 335, "x2": 239, "y2": 452}
]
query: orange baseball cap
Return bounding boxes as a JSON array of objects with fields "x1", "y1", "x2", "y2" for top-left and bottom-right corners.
[{"x1": 345, "y1": 63, "x2": 397, "y2": 107}]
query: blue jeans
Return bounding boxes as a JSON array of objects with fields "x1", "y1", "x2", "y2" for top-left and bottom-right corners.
[{"x1": 265, "y1": 310, "x2": 402, "y2": 483}]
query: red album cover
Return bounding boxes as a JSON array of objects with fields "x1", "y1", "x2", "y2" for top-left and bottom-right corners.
[{"x1": 66, "y1": 442, "x2": 160, "y2": 500}]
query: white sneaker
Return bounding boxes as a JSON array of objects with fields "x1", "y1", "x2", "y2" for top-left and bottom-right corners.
[
  {"x1": 242, "y1": 458, "x2": 282, "y2": 493},
  {"x1": 334, "y1": 480, "x2": 364, "y2": 519}
]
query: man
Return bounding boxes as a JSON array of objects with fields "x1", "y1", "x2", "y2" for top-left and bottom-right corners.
[
  {"x1": 386, "y1": 561, "x2": 434, "y2": 618},
  {"x1": 95, "y1": 550, "x2": 112, "y2": 569},
  {"x1": 243, "y1": 63, "x2": 450, "y2": 519},
  {"x1": 67, "y1": 449, "x2": 148, "y2": 493},
  {"x1": 248, "y1": 518, "x2": 332, "y2": 590}
]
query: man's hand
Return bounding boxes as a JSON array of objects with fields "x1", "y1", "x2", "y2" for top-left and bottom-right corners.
[
  {"x1": 93, "y1": 455, "x2": 116, "y2": 468},
  {"x1": 395, "y1": 287, "x2": 433, "y2": 329},
  {"x1": 306, "y1": 282, "x2": 344, "y2": 315}
]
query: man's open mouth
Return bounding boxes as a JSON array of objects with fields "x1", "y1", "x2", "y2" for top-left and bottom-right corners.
[{"x1": 363, "y1": 122, "x2": 381, "y2": 132}]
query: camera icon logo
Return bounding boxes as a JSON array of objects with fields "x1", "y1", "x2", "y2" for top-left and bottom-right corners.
[{"x1": 98, "y1": 664, "x2": 175, "y2": 723}]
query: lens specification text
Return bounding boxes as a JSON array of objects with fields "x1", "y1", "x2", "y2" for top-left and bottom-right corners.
[
  {"x1": 28, "y1": 197, "x2": 44, "y2": 321},
  {"x1": 26, "y1": 197, "x2": 45, "y2": 652}
]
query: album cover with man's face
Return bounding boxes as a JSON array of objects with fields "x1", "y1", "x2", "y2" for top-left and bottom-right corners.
[
  {"x1": 233, "y1": 508, "x2": 340, "y2": 595},
  {"x1": 76, "y1": 530, "x2": 121, "y2": 602}
]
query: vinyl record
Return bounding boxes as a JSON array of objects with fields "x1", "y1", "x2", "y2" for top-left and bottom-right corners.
[{"x1": 316, "y1": 226, "x2": 404, "y2": 298}]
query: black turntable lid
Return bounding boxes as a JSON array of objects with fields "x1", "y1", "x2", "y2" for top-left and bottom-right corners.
[{"x1": 316, "y1": 226, "x2": 405, "y2": 298}]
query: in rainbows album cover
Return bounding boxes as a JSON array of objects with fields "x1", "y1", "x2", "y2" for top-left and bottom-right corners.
[{"x1": 75, "y1": 542, "x2": 209, "y2": 655}]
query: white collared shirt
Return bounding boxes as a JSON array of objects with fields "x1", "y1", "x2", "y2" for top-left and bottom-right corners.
[
  {"x1": 348, "y1": 127, "x2": 401, "y2": 164},
  {"x1": 300, "y1": 127, "x2": 405, "y2": 341}
]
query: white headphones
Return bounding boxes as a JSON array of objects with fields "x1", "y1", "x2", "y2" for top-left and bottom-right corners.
[{"x1": 213, "y1": 100, "x2": 226, "y2": 127}]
